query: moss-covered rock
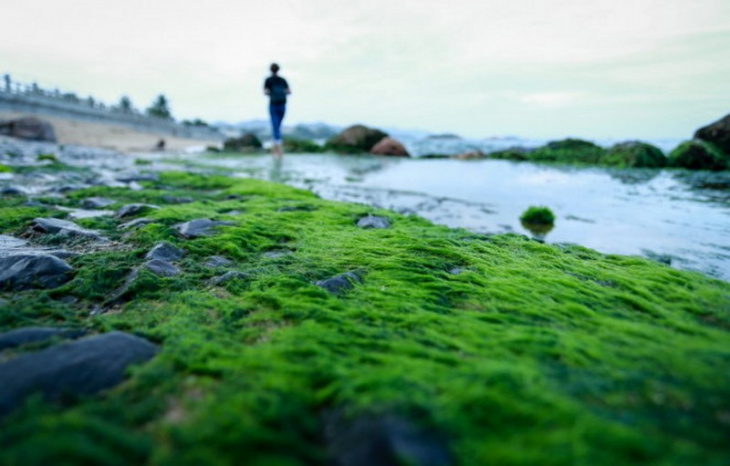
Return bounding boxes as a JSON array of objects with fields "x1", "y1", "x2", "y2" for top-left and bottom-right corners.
[
  {"x1": 667, "y1": 140, "x2": 729, "y2": 171},
  {"x1": 0, "y1": 172, "x2": 729, "y2": 465},
  {"x1": 487, "y1": 148, "x2": 530, "y2": 161},
  {"x1": 223, "y1": 133, "x2": 263, "y2": 152},
  {"x1": 695, "y1": 113, "x2": 730, "y2": 155},
  {"x1": 325, "y1": 124, "x2": 388, "y2": 154},
  {"x1": 601, "y1": 141, "x2": 667, "y2": 168},
  {"x1": 529, "y1": 138, "x2": 606, "y2": 164},
  {"x1": 283, "y1": 138, "x2": 325, "y2": 153}
]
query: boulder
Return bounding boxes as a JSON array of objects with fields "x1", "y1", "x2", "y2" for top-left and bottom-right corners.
[
  {"x1": 223, "y1": 133, "x2": 263, "y2": 152},
  {"x1": 146, "y1": 242, "x2": 186, "y2": 262},
  {"x1": 115, "y1": 203, "x2": 160, "y2": 218},
  {"x1": 0, "y1": 327, "x2": 87, "y2": 351},
  {"x1": 0, "y1": 332, "x2": 158, "y2": 418},
  {"x1": 601, "y1": 141, "x2": 667, "y2": 168},
  {"x1": 695, "y1": 113, "x2": 730, "y2": 155},
  {"x1": 144, "y1": 259, "x2": 180, "y2": 277},
  {"x1": 667, "y1": 140, "x2": 728, "y2": 171},
  {"x1": 315, "y1": 271, "x2": 362, "y2": 295},
  {"x1": 324, "y1": 411, "x2": 454, "y2": 466},
  {"x1": 0, "y1": 254, "x2": 73, "y2": 290},
  {"x1": 31, "y1": 217, "x2": 105, "y2": 240},
  {"x1": 356, "y1": 215, "x2": 390, "y2": 229},
  {"x1": 175, "y1": 219, "x2": 234, "y2": 239},
  {"x1": 0, "y1": 117, "x2": 57, "y2": 142},
  {"x1": 0, "y1": 234, "x2": 29, "y2": 250},
  {"x1": 370, "y1": 137, "x2": 410, "y2": 157},
  {"x1": 326, "y1": 125, "x2": 389, "y2": 153}
]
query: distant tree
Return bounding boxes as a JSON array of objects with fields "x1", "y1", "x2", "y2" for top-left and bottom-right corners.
[
  {"x1": 182, "y1": 118, "x2": 210, "y2": 127},
  {"x1": 118, "y1": 95, "x2": 134, "y2": 112},
  {"x1": 146, "y1": 94, "x2": 173, "y2": 120}
]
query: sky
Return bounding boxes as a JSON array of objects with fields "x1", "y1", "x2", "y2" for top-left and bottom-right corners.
[{"x1": 1, "y1": 0, "x2": 729, "y2": 139}]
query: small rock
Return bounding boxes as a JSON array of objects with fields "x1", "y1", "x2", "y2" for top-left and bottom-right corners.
[
  {"x1": 0, "y1": 332, "x2": 158, "y2": 418},
  {"x1": 162, "y1": 195, "x2": 193, "y2": 204},
  {"x1": 116, "y1": 173, "x2": 159, "y2": 183},
  {"x1": 118, "y1": 218, "x2": 155, "y2": 230},
  {"x1": 115, "y1": 203, "x2": 159, "y2": 219},
  {"x1": 448, "y1": 268, "x2": 464, "y2": 275},
  {"x1": 324, "y1": 411, "x2": 454, "y2": 466},
  {"x1": 0, "y1": 254, "x2": 74, "y2": 290},
  {"x1": 144, "y1": 259, "x2": 180, "y2": 277},
  {"x1": 57, "y1": 184, "x2": 89, "y2": 194},
  {"x1": 315, "y1": 272, "x2": 362, "y2": 295},
  {"x1": 146, "y1": 242, "x2": 186, "y2": 262},
  {"x1": 175, "y1": 219, "x2": 234, "y2": 239},
  {"x1": 1, "y1": 186, "x2": 29, "y2": 196},
  {"x1": 0, "y1": 327, "x2": 87, "y2": 351},
  {"x1": 209, "y1": 271, "x2": 248, "y2": 286},
  {"x1": 263, "y1": 250, "x2": 292, "y2": 259},
  {"x1": 31, "y1": 217, "x2": 104, "y2": 240},
  {"x1": 205, "y1": 256, "x2": 233, "y2": 268},
  {"x1": 357, "y1": 215, "x2": 390, "y2": 229},
  {"x1": 81, "y1": 197, "x2": 116, "y2": 209}
]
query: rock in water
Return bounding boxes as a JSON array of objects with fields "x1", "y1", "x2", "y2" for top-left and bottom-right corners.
[
  {"x1": 0, "y1": 327, "x2": 87, "y2": 351},
  {"x1": 175, "y1": 219, "x2": 234, "y2": 239},
  {"x1": 0, "y1": 254, "x2": 73, "y2": 290},
  {"x1": 356, "y1": 215, "x2": 391, "y2": 229},
  {"x1": 326, "y1": 125, "x2": 389, "y2": 153},
  {"x1": 0, "y1": 117, "x2": 57, "y2": 142},
  {"x1": 370, "y1": 137, "x2": 410, "y2": 157},
  {"x1": 695, "y1": 113, "x2": 730, "y2": 155},
  {"x1": 0, "y1": 332, "x2": 158, "y2": 418},
  {"x1": 146, "y1": 242, "x2": 186, "y2": 262}
]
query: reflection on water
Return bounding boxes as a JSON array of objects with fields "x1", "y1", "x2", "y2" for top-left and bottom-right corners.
[
  {"x1": 520, "y1": 220, "x2": 555, "y2": 240},
  {"x1": 184, "y1": 154, "x2": 729, "y2": 281}
]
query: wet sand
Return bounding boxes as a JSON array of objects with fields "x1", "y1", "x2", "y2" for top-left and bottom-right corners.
[{"x1": 0, "y1": 110, "x2": 221, "y2": 153}]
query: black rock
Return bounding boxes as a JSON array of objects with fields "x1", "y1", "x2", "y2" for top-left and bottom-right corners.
[
  {"x1": 144, "y1": 259, "x2": 180, "y2": 277},
  {"x1": 0, "y1": 331, "x2": 158, "y2": 418},
  {"x1": 175, "y1": 219, "x2": 234, "y2": 239},
  {"x1": 315, "y1": 272, "x2": 362, "y2": 295},
  {"x1": 31, "y1": 217, "x2": 104, "y2": 240},
  {"x1": 146, "y1": 242, "x2": 186, "y2": 262},
  {"x1": 357, "y1": 215, "x2": 391, "y2": 229},
  {"x1": 324, "y1": 411, "x2": 454, "y2": 466},
  {"x1": 0, "y1": 254, "x2": 74, "y2": 290},
  {"x1": 81, "y1": 197, "x2": 116, "y2": 209},
  {"x1": 0, "y1": 327, "x2": 87, "y2": 351},
  {"x1": 115, "y1": 203, "x2": 159, "y2": 218}
]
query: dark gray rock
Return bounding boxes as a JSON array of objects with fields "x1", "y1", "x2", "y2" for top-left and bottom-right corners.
[
  {"x1": 146, "y1": 242, "x2": 185, "y2": 262},
  {"x1": 0, "y1": 234, "x2": 29, "y2": 249},
  {"x1": 118, "y1": 218, "x2": 154, "y2": 230},
  {"x1": 357, "y1": 215, "x2": 391, "y2": 229},
  {"x1": 144, "y1": 259, "x2": 180, "y2": 277},
  {"x1": 209, "y1": 271, "x2": 248, "y2": 286},
  {"x1": 0, "y1": 254, "x2": 73, "y2": 290},
  {"x1": 116, "y1": 173, "x2": 159, "y2": 183},
  {"x1": 162, "y1": 195, "x2": 193, "y2": 204},
  {"x1": 31, "y1": 217, "x2": 104, "y2": 240},
  {"x1": 695, "y1": 112, "x2": 730, "y2": 155},
  {"x1": 0, "y1": 327, "x2": 87, "y2": 351},
  {"x1": 1, "y1": 186, "x2": 29, "y2": 196},
  {"x1": 205, "y1": 255, "x2": 233, "y2": 268},
  {"x1": 115, "y1": 203, "x2": 159, "y2": 218},
  {"x1": 175, "y1": 219, "x2": 234, "y2": 239},
  {"x1": 57, "y1": 184, "x2": 89, "y2": 194},
  {"x1": 81, "y1": 197, "x2": 116, "y2": 209},
  {"x1": 0, "y1": 117, "x2": 57, "y2": 142},
  {"x1": 0, "y1": 331, "x2": 158, "y2": 418},
  {"x1": 315, "y1": 272, "x2": 362, "y2": 295},
  {"x1": 324, "y1": 411, "x2": 454, "y2": 466}
]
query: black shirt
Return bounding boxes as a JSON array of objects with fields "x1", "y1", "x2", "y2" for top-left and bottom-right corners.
[{"x1": 264, "y1": 76, "x2": 289, "y2": 105}]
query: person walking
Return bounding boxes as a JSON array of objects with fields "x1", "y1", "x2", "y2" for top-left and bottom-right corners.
[{"x1": 263, "y1": 63, "x2": 291, "y2": 157}]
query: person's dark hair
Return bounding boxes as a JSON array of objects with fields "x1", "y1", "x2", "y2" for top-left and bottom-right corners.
[{"x1": 270, "y1": 63, "x2": 280, "y2": 74}]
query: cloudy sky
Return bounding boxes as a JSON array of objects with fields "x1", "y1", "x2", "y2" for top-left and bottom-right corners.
[{"x1": 1, "y1": 0, "x2": 728, "y2": 139}]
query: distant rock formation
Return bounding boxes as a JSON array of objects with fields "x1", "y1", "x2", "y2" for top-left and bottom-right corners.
[
  {"x1": 695, "y1": 113, "x2": 730, "y2": 155},
  {"x1": 370, "y1": 137, "x2": 410, "y2": 157},
  {"x1": 326, "y1": 125, "x2": 388, "y2": 153},
  {"x1": 0, "y1": 117, "x2": 56, "y2": 142},
  {"x1": 223, "y1": 133, "x2": 263, "y2": 152}
]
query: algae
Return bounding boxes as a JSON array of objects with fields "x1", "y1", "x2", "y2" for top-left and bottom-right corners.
[{"x1": 0, "y1": 171, "x2": 729, "y2": 465}]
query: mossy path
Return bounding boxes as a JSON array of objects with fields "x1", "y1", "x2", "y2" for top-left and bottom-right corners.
[{"x1": 1, "y1": 171, "x2": 729, "y2": 465}]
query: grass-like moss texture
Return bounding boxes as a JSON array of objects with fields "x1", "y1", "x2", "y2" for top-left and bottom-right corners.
[
  {"x1": 520, "y1": 206, "x2": 556, "y2": 225},
  {"x1": 1, "y1": 172, "x2": 729, "y2": 465}
]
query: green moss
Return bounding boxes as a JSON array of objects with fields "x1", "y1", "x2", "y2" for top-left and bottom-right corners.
[
  {"x1": 0, "y1": 164, "x2": 12, "y2": 173},
  {"x1": 283, "y1": 138, "x2": 325, "y2": 153},
  {"x1": 529, "y1": 139, "x2": 607, "y2": 165},
  {"x1": 1, "y1": 172, "x2": 729, "y2": 465},
  {"x1": 668, "y1": 140, "x2": 729, "y2": 171},
  {"x1": 602, "y1": 142, "x2": 667, "y2": 168},
  {"x1": 520, "y1": 206, "x2": 556, "y2": 225},
  {"x1": 488, "y1": 149, "x2": 529, "y2": 161},
  {"x1": 37, "y1": 153, "x2": 59, "y2": 163}
]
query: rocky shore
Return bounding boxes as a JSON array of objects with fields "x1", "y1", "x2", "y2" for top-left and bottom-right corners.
[{"x1": 0, "y1": 134, "x2": 729, "y2": 464}]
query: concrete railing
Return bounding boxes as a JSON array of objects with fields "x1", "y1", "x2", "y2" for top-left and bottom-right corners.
[{"x1": 0, "y1": 84, "x2": 224, "y2": 141}]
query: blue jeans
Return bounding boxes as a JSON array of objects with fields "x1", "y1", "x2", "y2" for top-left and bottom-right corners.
[{"x1": 269, "y1": 104, "x2": 286, "y2": 142}]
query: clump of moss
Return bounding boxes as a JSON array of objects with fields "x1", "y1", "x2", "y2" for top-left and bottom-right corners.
[
  {"x1": 668, "y1": 140, "x2": 729, "y2": 171},
  {"x1": 488, "y1": 149, "x2": 530, "y2": 161},
  {"x1": 520, "y1": 206, "x2": 556, "y2": 225},
  {"x1": 0, "y1": 164, "x2": 11, "y2": 173},
  {"x1": 283, "y1": 138, "x2": 325, "y2": 153},
  {"x1": 37, "y1": 153, "x2": 59, "y2": 163},
  {"x1": 602, "y1": 141, "x2": 667, "y2": 168},
  {"x1": 529, "y1": 139, "x2": 607, "y2": 164}
]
